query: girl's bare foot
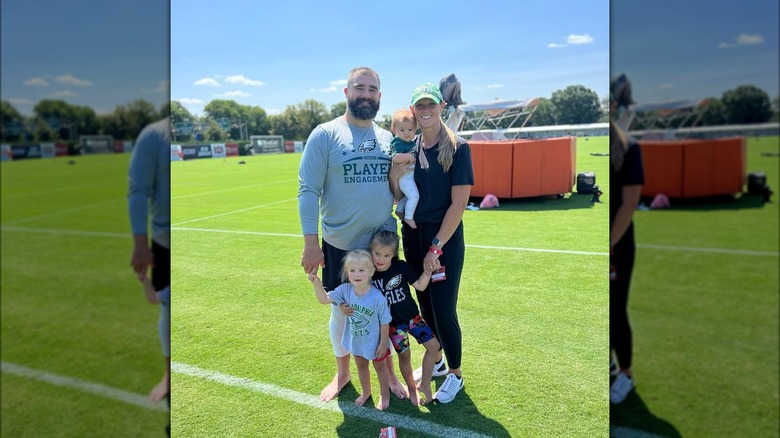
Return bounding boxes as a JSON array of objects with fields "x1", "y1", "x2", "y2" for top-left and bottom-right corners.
[
  {"x1": 149, "y1": 378, "x2": 169, "y2": 402},
  {"x1": 389, "y1": 378, "x2": 408, "y2": 399},
  {"x1": 403, "y1": 218, "x2": 417, "y2": 229},
  {"x1": 408, "y1": 387, "x2": 421, "y2": 406},
  {"x1": 376, "y1": 394, "x2": 389, "y2": 410},
  {"x1": 355, "y1": 393, "x2": 370, "y2": 407},
  {"x1": 417, "y1": 383, "x2": 433, "y2": 406},
  {"x1": 321, "y1": 373, "x2": 350, "y2": 402}
]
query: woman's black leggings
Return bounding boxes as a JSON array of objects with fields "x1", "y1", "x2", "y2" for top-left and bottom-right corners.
[
  {"x1": 402, "y1": 221, "x2": 465, "y2": 370},
  {"x1": 611, "y1": 224, "x2": 636, "y2": 369}
]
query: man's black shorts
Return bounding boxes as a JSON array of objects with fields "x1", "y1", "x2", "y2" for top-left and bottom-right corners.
[{"x1": 152, "y1": 240, "x2": 170, "y2": 291}]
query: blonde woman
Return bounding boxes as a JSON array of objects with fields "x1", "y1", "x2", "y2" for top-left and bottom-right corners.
[
  {"x1": 609, "y1": 75, "x2": 645, "y2": 404},
  {"x1": 390, "y1": 82, "x2": 474, "y2": 403}
]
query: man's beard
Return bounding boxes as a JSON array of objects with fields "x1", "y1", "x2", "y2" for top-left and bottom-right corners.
[{"x1": 348, "y1": 97, "x2": 380, "y2": 120}]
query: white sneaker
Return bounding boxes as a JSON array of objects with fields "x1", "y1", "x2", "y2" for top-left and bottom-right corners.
[
  {"x1": 413, "y1": 358, "x2": 447, "y2": 382},
  {"x1": 610, "y1": 372, "x2": 634, "y2": 404},
  {"x1": 434, "y1": 373, "x2": 464, "y2": 403}
]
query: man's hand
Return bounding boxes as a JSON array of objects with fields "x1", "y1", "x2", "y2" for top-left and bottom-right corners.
[
  {"x1": 301, "y1": 235, "x2": 325, "y2": 274},
  {"x1": 131, "y1": 236, "x2": 153, "y2": 274}
]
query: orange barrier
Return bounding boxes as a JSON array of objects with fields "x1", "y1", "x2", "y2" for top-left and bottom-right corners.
[
  {"x1": 638, "y1": 137, "x2": 746, "y2": 198},
  {"x1": 469, "y1": 137, "x2": 576, "y2": 198}
]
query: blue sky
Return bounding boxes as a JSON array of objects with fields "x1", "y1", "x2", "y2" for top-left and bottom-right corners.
[
  {"x1": 171, "y1": 0, "x2": 610, "y2": 119},
  {"x1": 612, "y1": 0, "x2": 779, "y2": 105},
  {"x1": 0, "y1": 0, "x2": 169, "y2": 116},
  {"x1": 5, "y1": 1, "x2": 774, "y2": 120}
]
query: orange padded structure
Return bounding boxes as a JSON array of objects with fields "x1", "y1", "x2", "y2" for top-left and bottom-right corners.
[
  {"x1": 638, "y1": 137, "x2": 746, "y2": 198},
  {"x1": 469, "y1": 137, "x2": 576, "y2": 198}
]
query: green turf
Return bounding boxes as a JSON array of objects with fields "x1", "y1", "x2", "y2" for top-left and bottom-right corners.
[
  {"x1": 170, "y1": 137, "x2": 611, "y2": 437},
  {"x1": 610, "y1": 136, "x2": 780, "y2": 437},
  {"x1": 1, "y1": 154, "x2": 170, "y2": 436}
]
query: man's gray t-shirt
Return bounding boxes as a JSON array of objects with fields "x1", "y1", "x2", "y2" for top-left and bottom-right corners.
[
  {"x1": 328, "y1": 284, "x2": 391, "y2": 360},
  {"x1": 298, "y1": 117, "x2": 395, "y2": 251}
]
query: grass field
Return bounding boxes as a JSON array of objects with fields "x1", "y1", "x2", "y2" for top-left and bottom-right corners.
[
  {"x1": 1, "y1": 154, "x2": 170, "y2": 436},
  {"x1": 3, "y1": 134, "x2": 775, "y2": 437},
  {"x1": 611, "y1": 136, "x2": 780, "y2": 437},
  {"x1": 170, "y1": 136, "x2": 611, "y2": 437}
]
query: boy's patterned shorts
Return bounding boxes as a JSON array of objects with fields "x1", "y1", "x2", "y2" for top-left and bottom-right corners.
[{"x1": 389, "y1": 314, "x2": 434, "y2": 354}]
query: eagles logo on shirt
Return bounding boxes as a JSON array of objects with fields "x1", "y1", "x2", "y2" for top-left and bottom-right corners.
[
  {"x1": 386, "y1": 274, "x2": 403, "y2": 290},
  {"x1": 357, "y1": 139, "x2": 377, "y2": 153}
]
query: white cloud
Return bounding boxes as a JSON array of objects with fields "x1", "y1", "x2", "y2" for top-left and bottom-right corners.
[
  {"x1": 52, "y1": 90, "x2": 78, "y2": 97},
  {"x1": 24, "y1": 77, "x2": 49, "y2": 87},
  {"x1": 486, "y1": 83, "x2": 505, "y2": 89},
  {"x1": 267, "y1": 108, "x2": 281, "y2": 115},
  {"x1": 547, "y1": 43, "x2": 568, "y2": 48},
  {"x1": 225, "y1": 75, "x2": 266, "y2": 86},
  {"x1": 720, "y1": 34, "x2": 764, "y2": 48},
  {"x1": 55, "y1": 75, "x2": 93, "y2": 86},
  {"x1": 311, "y1": 86, "x2": 339, "y2": 93},
  {"x1": 737, "y1": 34, "x2": 764, "y2": 45},
  {"x1": 216, "y1": 90, "x2": 250, "y2": 97},
  {"x1": 567, "y1": 33, "x2": 594, "y2": 45},
  {"x1": 194, "y1": 78, "x2": 221, "y2": 86},
  {"x1": 178, "y1": 98, "x2": 204, "y2": 105},
  {"x1": 8, "y1": 97, "x2": 33, "y2": 105},
  {"x1": 142, "y1": 80, "x2": 169, "y2": 93},
  {"x1": 331, "y1": 79, "x2": 347, "y2": 86}
]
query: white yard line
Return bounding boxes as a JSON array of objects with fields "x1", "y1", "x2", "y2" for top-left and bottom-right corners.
[
  {"x1": 170, "y1": 198, "x2": 297, "y2": 226},
  {"x1": 1, "y1": 361, "x2": 168, "y2": 413},
  {"x1": 3, "y1": 224, "x2": 776, "y2": 258},
  {"x1": 172, "y1": 361, "x2": 495, "y2": 438},
  {"x1": 171, "y1": 179, "x2": 296, "y2": 200},
  {"x1": 0, "y1": 226, "x2": 127, "y2": 238},
  {"x1": 637, "y1": 243, "x2": 779, "y2": 257},
  {"x1": 2, "y1": 198, "x2": 124, "y2": 226}
]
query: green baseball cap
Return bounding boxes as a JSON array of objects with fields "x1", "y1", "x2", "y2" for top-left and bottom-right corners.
[{"x1": 411, "y1": 82, "x2": 443, "y2": 106}]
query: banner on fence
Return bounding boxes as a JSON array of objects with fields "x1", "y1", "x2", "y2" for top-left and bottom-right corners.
[
  {"x1": 249, "y1": 135, "x2": 284, "y2": 154},
  {"x1": 171, "y1": 144, "x2": 183, "y2": 161},
  {"x1": 225, "y1": 143, "x2": 239, "y2": 157},
  {"x1": 211, "y1": 143, "x2": 226, "y2": 158}
]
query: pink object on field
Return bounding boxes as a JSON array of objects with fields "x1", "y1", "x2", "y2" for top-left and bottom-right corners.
[
  {"x1": 650, "y1": 193, "x2": 670, "y2": 209},
  {"x1": 480, "y1": 194, "x2": 499, "y2": 209}
]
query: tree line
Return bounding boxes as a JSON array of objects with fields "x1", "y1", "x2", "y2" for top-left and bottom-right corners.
[
  {"x1": 2, "y1": 84, "x2": 777, "y2": 144},
  {"x1": 1, "y1": 99, "x2": 169, "y2": 144}
]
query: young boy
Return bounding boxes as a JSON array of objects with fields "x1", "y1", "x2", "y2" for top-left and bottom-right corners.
[
  {"x1": 343, "y1": 231, "x2": 442, "y2": 405},
  {"x1": 309, "y1": 249, "x2": 393, "y2": 410},
  {"x1": 390, "y1": 109, "x2": 420, "y2": 229}
]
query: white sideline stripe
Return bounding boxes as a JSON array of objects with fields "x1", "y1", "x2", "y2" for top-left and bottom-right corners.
[
  {"x1": 3, "y1": 198, "x2": 124, "y2": 226},
  {"x1": 171, "y1": 179, "x2": 296, "y2": 200},
  {"x1": 171, "y1": 198, "x2": 297, "y2": 226},
  {"x1": 172, "y1": 227, "x2": 299, "y2": 238},
  {"x1": 1, "y1": 361, "x2": 168, "y2": 413},
  {"x1": 172, "y1": 362, "x2": 494, "y2": 438},
  {"x1": 0, "y1": 182, "x2": 106, "y2": 200},
  {"x1": 610, "y1": 425, "x2": 665, "y2": 438},
  {"x1": 638, "y1": 243, "x2": 779, "y2": 257},
  {"x1": 467, "y1": 244, "x2": 607, "y2": 256},
  {"x1": 0, "y1": 226, "x2": 127, "y2": 238},
  {"x1": 170, "y1": 227, "x2": 607, "y2": 256}
]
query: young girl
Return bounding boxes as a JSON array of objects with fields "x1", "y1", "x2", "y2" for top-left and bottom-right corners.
[
  {"x1": 309, "y1": 249, "x2": 393, "y2": 409},
  {"x1": 344, "y1": 231, "x2": 441, "y2": 405}
]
